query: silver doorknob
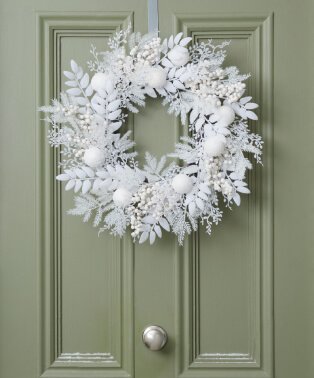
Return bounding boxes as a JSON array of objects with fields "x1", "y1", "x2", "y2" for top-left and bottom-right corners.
[{"x1": 142, "y1": 325, "x2": 168, "y2": 351}]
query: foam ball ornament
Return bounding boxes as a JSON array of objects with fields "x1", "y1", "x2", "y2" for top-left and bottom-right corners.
[
  {"x1": 204, "y1": 135, "x2": 226, "y2": 157},
  {"x1": 210, "y1": 105, "x2": 235, "y2": 126},
  {"x1": 113, "y1": 187, "x2": 132, "y2": 207},
  {"x1": 146, "y1": 67, "x2": 167, "y2": 89},
  {"x1": 91, "y1": 72, "x2": 115, "y2": 93},
  {"x1": 83, "y1": 146, "x2": 105, "y2": 168},
  {"x1": 168, "y1": 45, "x2": 190, "y2": 67},
  {"x1": 172, "y1": 174, "x2": 193, "y2": 194}
]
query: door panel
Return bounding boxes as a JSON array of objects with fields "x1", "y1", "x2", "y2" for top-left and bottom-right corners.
[
  {"x1": 180, "y1": 14, "x2": 273, "y2": 377},
  {"x1": 37, "y1": 11, "x2": 140, "y2": 378},
  {"x1": 1, "y1": 1, "x2": 314, "y2": 378}
]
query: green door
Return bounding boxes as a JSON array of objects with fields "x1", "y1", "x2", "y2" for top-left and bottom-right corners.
[{"x1": 1, "y1": 1, "x2": 314, "y2": 378}]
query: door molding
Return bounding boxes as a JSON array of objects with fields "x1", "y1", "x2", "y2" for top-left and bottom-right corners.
[
  {"x1": 173, "y1": 12, "x2": 274, "y2": 378},
  {"x1": 36, "y1": 11, "x2": 135, "y2": 378}
]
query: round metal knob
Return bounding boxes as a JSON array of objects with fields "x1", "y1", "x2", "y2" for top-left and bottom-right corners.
[{"x1": 142, "y1": 325, "x2": 168, "y2": 351}]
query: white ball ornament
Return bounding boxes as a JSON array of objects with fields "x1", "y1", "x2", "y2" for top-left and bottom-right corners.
[
  {"x1": 168, "y1": 45, "x2": 190, "y2": 67},
  {"x1": 83, "y1": 147, "x2": 105, "y2": 168},
  {"x1": 211, "y1": 105, "x2": 235, "y2": 126},
  {"x1": 204, "y1": 135, "x2": 226, "y2": 157},
  {"x1": 172, "y1": 174, "x2": 193, "y2": 194},
  {"x1": 91, "y1": 72, "x2": 114, "y2": 93},
  {"x1": 146, "y1": 67, "x2": 167, "y2": 89},
  {"x1": 113, "y1": 187, "x2": 132, "y2": 207}
]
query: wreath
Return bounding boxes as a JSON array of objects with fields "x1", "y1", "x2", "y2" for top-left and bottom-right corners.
[{"x1": 40, "y1": 25, "x2": 262, "y2": 245}]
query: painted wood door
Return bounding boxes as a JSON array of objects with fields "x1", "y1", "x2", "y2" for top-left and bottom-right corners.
[{"x1": 1, "y1": 1, "x2": 314, "y2": 378}]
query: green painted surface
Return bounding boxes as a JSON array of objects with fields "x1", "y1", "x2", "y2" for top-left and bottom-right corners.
[{"x1": 1, "y1": 1, "x2": 314, "y2": 378}]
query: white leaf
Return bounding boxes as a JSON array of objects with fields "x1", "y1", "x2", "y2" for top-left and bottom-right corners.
[
  {"x1": 75, "y1": 168, "x2": 87, "y2": 179},
  {"x1": 162, "y1": 57, "x2": 173, "y2": 68},
  {"x1": 156, "y1": 87, "x2": 167, "y2": 96},
  {"x1": 196, "y1": 198, "x2": 204, "y2": 210},
  {"x1": 179, "y1": 71, "x2": 191, "y2": 82},
  {"x1": 159, "y1": 218, "x2": 170, "y2": 231},
  {"x1": 76, "y1": 67, "x2": 83, "y2": 80},
  {"x1": 184, "y1": 193, "x2": 194, "y2": 205},
  {"x1": 246, "y1": 110, "x2": 258, "y2": 120},
  {"x1": 231, "y1": 102, "x2": 242, "y2": 115},
  {"x1": 179, "y1": 37, "x2": 192, "y2": 46},
  {"x1": 219, "y1": 127, "x2": 231, "y2": 136},
  {"x1": 56, "y1": 174, "x2": 70, "y2": 181},
  {"x1": 106, "y1": 165, "x2": 115, "y2": 175},
  {"x1": 102, "y1": 178, "x2": 113, "y2": 188},
  {"x1": 199, "y1": 183, "x2": 210, "y2": 194},
  {"x1": 204, "y1": 123, "x2": 212, "y2": 137},
  {"x1": 64, "y1": 71, "x2": 75, "y2": 79},
  {"x1": 80, "y1": 73, "x2": 89, "y2": 89},
  {"x1": 149, "y1": 231, "x2": 156, "y2": 244},
  {"x1": 108, "y1": 109, "x2": 121, "y2": 120},
  {"x1": 82, "y1": 180, "x2": 92, "y2": 194},
  {"x1": 66, "y1": 88, "x2": 81, "y2": 96},
  {"x1": 107, "y1": 99, "x2": 121, "y2": 112},
  {"x1": 93, "y1": 178, "x2": 103, "y2": 192},
  {"x1": 92, "y1": 94, "x2": 105, "y2": 106},
  {"x1": 65, "y1": 179, "x2": 75, "y2": 190},
  {"x1": 154, "y1": 225, "x2": 162, "y2": 238},
  {"x1": 198, "y1": 191, "x2": 208, "y2": 200},
  {"x1": 161, "y1": 38, "x2": 168, "y2": 53},
  {"x1": 234, "y1": 180, "x2": 247, "y2": 187},
  {"x1": 75, "y1": 97, "x2": 88, "y2": 106},
  {"x1": 237, "y1": 186, "x2": 250, "y2": 194},
  {"x1": 82, "y1": 166, "x2": 94, "y2": 177},
  {"x1": 245, "y1": 103, "x2": 259, "y2": 110},
  {"x1": 110, "y1": 122, "x2": 122, "y2": 131},
  {"x1": 107, "y1": 91, "x2": 117, "y2": 102},
  {"x1": 139, "y1": 232, "x2": 149, "y2": 244},
  {"x1": 233, "y1": 193, "x2": 241, "y2": 206},
  {"x1": 64, "y1": 169, "x2": 76, "y2": 178},
  {"x1": 173, "y1": 79, "x2": 185, "y2": 90},
  {"x1": 188, "y1": 201, "x2": 196, "y2": 215},
  {"x1": 142, "y1": 215, "x2": 156, "y2": 224},
  {"x1": 183, "y1": 165, "x2": 198, "y2": 174},
  {"x1": 168, "y1": 35, "x2": 174, "y2": 48},
  {"x1": 174, "y1": 32, "x2": 183, "y2": 44},
  {"x1": 168, "y1": 67, "x2": 176, "y2": 78},
  {"x1": 195, "y1": 117, "x2": 204, "y2": 132},
  {"x1": 165, "y1": 81, "x2": 177, "y2": 93},
  {"x1": 85, "y1": 84, "x2": 93, "y2": 96},
  {"x1": 96, "y1": 171, "x2": 108, "y2": 179},
  {"x1": 92, "y1": 103, "x2": 105, "y2": 115},
  {"x1": 239, "y1": 96, "x2": 252, "y2": 105},
  {"x1": 70, "y1": 60, "x2": 79, "y2": 73},
  {"x1": 238, "y1": 107, "x2": 248, "y2": 119},
  {"x1": 65, "y1": 80, "x2": 77, "y2": 87},
  {"x1": 230, "y1": 172, "x2": 241, "y2": 180},
  {"x1": 190, "y1": 108, "x2": 199, "y2": 123},
  {"x1": 145, "y1": 86, "x2": 157, "y2": 98},
  {"x1": 175, "y1": 67, "x2": 185, "y2": 77},
  {"x1": 115, "y1": 165, "x2": 124, "y2": 174},
  {"x1": 74, "y1": 180, "x2": 82, "y2": 193}
]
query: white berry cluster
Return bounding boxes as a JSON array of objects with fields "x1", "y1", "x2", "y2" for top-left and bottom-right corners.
[
  {"x1": 128, "y1": 182, "x2": 177, "y2": 238},
  {"x1": 129, "y1": 184, "x2": 157, "y2": 237},
  {"x1": 131, "y1": 37, "x2": 161, "y2": 65},
  {"x1": 205, "y1": 156, "x2": 233, "y2": 197},
  {"x1": 59, "y1": 104, "x2": 79, "y2": 117},
  {"x1": 78, "y1": 104, "x2": 94, "y2": 132},
  {"x1": 188, "y1": 65, "x2": 246, "y2": 103},
  {"x1": 115, "y1": 47, "x2": 128, "y2": 67}
]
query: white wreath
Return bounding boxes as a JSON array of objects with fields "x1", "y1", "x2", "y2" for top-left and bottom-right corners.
[{"x1": 40, "y1": 25, "x2": 262, "y2": 245}]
